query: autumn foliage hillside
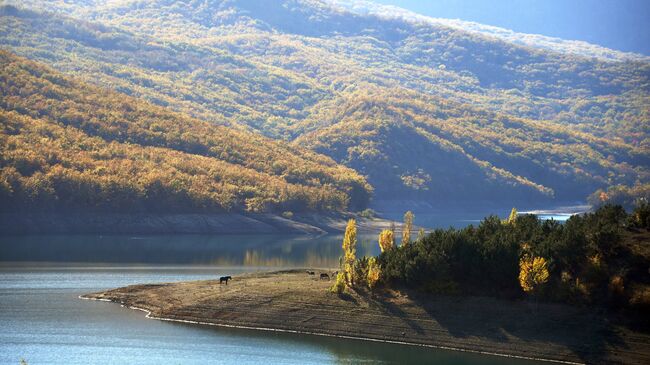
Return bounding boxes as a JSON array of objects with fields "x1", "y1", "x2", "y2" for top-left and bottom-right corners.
[
  {"x1": 0, "y1": 51, "x2": 371, "y2": 214},
  {"x1": 1, "y1": 1, "x2": 648, "y2": 205}
]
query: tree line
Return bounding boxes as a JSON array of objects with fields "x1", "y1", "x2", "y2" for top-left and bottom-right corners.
[{"x1": 333, "y1": 204, "x2": 650, "y2": 313}]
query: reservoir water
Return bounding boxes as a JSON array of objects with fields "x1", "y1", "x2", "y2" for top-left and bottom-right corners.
[
  {"x1": 1, "y1": 207, "x2": 582, "y2": 364},
  {"x1": 0, "y1": 265, "x2": 541, "y2": 365}
]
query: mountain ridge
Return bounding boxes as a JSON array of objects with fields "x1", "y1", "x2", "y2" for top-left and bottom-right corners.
[{"x1": 326, "y1": 0, "x2": 650, "y2": 62}]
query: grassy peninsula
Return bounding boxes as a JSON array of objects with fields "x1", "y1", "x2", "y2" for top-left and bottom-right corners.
[
  {"x1": 85, "y1": 205, "x2": 650, "y2": 364},
  {"x1": 84, "y1": 269, "x2": 649, "y2": 365}
]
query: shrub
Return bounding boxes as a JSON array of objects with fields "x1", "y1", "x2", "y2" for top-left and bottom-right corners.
[
  {"x1": 632, "y1": 199, "x2": 650, "y2": 229},
  {"x1": 366, "y1": 257, "x2": 381, "y2": 290},
  {"x1": 358, "y1": 208, "x2": 376, "y2": 219},
  {"x1": 330, "y1": 272, "x2": 346, "y2": 294}
]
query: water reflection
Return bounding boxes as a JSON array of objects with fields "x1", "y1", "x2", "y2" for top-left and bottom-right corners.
[
  {"x1": 0, "y1": 204, "x2": 589, "y2": 267},
  {"x1": 0, "y1": 234, "x2": 383, "y2": 267}
]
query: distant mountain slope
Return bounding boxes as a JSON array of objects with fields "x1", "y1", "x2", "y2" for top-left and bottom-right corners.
[
  {"x1": 0, "y1": 51, "x2": 371, "y2": 213},
  {"x1": 5, "y1": 2, "x2": 647, "y2": 137},
  {"x1": 328, "y1": 0, "x2": 650, "y2": 62},
  {"x1": 296, "y1": 87, "x2": 644, "y2": 201},
  {"x1": 1, "y1": 1, "x2": 648, "y2": 206},
  {"x1": 0, "y1": 5, "x2": 331, "y2": 138}
]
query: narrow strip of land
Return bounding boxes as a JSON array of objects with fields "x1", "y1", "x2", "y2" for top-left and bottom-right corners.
[{"x1": 83, "y1": 270, "x2": 650, "y2": 364}]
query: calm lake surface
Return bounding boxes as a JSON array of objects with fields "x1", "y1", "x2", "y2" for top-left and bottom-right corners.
[{"x1": 1, "y1": 208, "x2": 583, "y2": 364}]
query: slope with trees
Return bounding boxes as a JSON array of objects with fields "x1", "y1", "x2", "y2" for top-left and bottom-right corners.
[{"x1": 0, "y1": 51, "x2": 371, "y2": 215}]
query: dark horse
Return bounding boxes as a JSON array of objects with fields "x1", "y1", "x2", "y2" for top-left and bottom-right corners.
[
  {"x1": 219, "y1": 276, "x2": 232, "y2": 285},
  {"x1": 320, "y1": 273, "x2": 330, "y2": 280}
]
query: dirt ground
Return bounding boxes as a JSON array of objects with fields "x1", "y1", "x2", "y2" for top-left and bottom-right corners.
[{"x1": 84, "y1": 270, "x2": 650, "y2": 364}]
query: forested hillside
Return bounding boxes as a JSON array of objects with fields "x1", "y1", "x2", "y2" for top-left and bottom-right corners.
[
  {"x1": 1, "y1": 0, "x2": 648, "y2": 207},
  {"x1": 296, "y1": 88, "x2": 643, "y2": 201},
  {"x1": 0, "y1": 51, "x2": 371, "y2": 213}
]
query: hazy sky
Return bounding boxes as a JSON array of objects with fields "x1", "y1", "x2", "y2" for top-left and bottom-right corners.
[{"x1": 374, "y1": 0, "x2": 650, "y2": 55}]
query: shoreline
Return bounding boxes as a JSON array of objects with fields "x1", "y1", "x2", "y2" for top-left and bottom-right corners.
[
  {"x1": 82, "y1": 270, "x2": 650, "y2": 364},
  {"x1": 78, "y1": 295, "x2": 581, "y2": 365},
  {"x1": 0, "y1": 212, "x2": 399, "y2": 235}
]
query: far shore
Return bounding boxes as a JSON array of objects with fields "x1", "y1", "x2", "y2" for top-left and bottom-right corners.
[
  {"x1": 82, "y1": 270, "x2": 650, "y2": 364},
  {"x1": 0, "y1": 212, "x2": 404, "y2": 235}
]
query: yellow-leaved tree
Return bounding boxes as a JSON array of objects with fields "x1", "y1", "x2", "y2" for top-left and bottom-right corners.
[
  {"x1": 402, "y1": 211, "x2": 414, "y2": 246},
  {"x1": 506, "y1": 207, "x2": 518, "y2": 225},
  {"x1": 378, "y1": 229, "x2": 394, "y2": 252},
  {"x1": 331, "y1": 219, "x2": 357, "y2": 294},
  {"x1": 342, "y1": 219, "x2": 357, "y2": 286},
  {"x1": 519, "y1": 255, "x2": 549, "y2": 294},
  {"x1": 366, "y1": 257, "x2": 381, "y2": 290}
]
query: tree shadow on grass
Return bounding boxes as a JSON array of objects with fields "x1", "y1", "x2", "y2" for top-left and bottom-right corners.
[
  {"x1": 413, "y1": 288, "x2": 627, "y2": 364},
  {"x1": 355, "y1": 287, "x2": 425, "y2": 335},
  {"x1": 336, "y1": 292, "x2": 358, "y2": 304},
  {"x1": 358, "y1": 287, "x2": 630, "y2": 364}
]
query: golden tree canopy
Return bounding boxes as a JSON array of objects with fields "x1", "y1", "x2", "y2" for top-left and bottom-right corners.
[
  {"x1": 519, "y1": 256, "x2": 549, "y2": 293},
  {"x1": 506, "y1": 207, "x2": 518, "y2": 225},
  {"x1": 342, "y1": 219, "x2": 357, "y2": 285},
  {"x1": 402, "y1": 211, "x2": 414, "y2": 246},
  {"x1": 378, "y1": 229, "x2": 395, "y2": 252},
  {"x1": 366, "y1": 257, "x2": 381, "y2": 290}
]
